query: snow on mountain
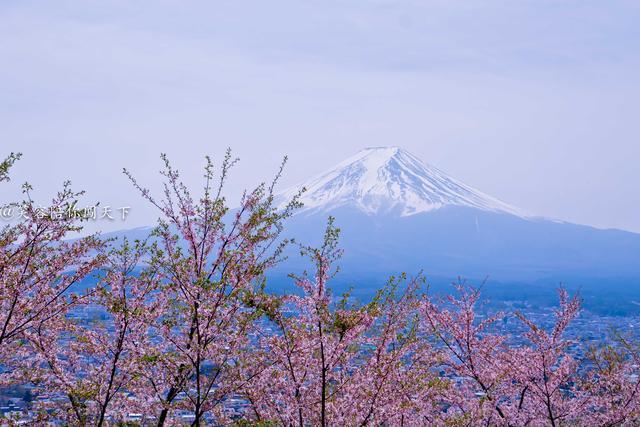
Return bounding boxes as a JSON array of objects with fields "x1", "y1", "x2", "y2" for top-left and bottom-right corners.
[{"x1": 278, "y1": 147, "x2": 527, "y2": 217}]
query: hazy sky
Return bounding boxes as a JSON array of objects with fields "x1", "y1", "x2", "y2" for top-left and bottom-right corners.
[{"x1": 1, "y1": 1, "x2": 639, "y2": 233}]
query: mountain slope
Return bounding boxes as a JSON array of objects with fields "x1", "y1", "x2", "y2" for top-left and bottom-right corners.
[{"x1": 275, "y1": 147, "x2": 640, "y2": 283}]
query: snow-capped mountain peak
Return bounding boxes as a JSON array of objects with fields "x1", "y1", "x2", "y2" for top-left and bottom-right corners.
[{"x1": 278, "y1": 146, "x2": 527, "y2": 217}]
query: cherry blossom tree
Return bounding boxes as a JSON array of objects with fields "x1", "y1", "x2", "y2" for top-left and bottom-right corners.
[
  {"x1": 15, "y1": 238, "x2": 161, "y2": 425},
  {"x1": 420, "y1": 283, "x2": 517, "y2": 424},
  {"x1": 419, "y1": 283, "x2": 640, "y2": 426},
  {"x1": 123, "y1": 151, "x2": 301, "y2": 425},
  {"x1": 0, "y1": 152, "x2": 104, "y2": 371},
  {"x1": 507, "y1": 289, "x2": 586, "y2": 425},
  {"x1": 241, "y1": 218, "x2": 444, "y2": 426},
  {"x1": 582, "y1": 334, "x2": 640, "y2": 425}
]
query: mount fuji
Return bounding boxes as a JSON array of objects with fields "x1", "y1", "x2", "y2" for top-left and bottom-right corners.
[
  {"x1": 106, "y1": 147, "x2": 640, "y2": 297},
  {"x1": 275, "y1": 147, "x2": 640, "y2": 284}
]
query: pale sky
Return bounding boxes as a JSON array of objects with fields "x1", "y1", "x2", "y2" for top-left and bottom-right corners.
[{"x1": 1, "y1": 1, "x2": 639, "y2": 233}]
